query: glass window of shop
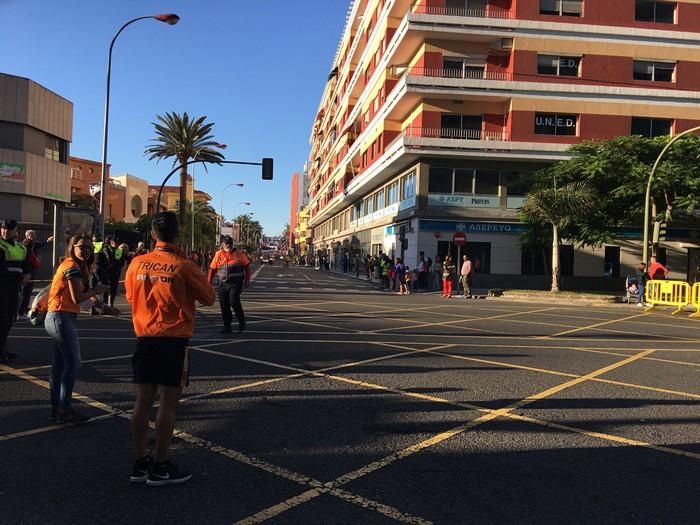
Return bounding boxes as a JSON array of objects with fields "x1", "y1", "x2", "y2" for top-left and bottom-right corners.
[
  {"x1": 387, "y1": 181, "x2": 399, "y2": 205},
  {"x1": 440, "y1": 241, "x2": 491, "y2": 274},
  {"x1": 474, "y1": 170, "x2": 499, "y2": 195},
  {"x1": 429, "y1": 167, "x2": 453, "y2": 193},
  {"x1": 401, "y1": 171, "x2": 416, "y2": 199},
  {"x1": 364, "y1": 195, "x2": 374, "y2": 216},
  {"x1": 505, "y1": 171, "x2": 532, "y2": 196},
  {"x1": 454, "y1": 168, "x2": 474, "y2": 194}
]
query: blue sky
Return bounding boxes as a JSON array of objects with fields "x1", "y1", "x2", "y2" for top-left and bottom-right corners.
[{"x1": 1, "y1": 0, "x2": 350, "y2": 236}]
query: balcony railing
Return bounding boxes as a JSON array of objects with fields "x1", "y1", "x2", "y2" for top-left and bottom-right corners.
[
  {"x1": 411, "y1": 1, "x2": 515, "y2": 19},
  {"x1": 404, "y1": 127, "x2": 511, "y2": 141},
  {"x1": 408, "y1": 67, "x2": 513, "y2": 81}
]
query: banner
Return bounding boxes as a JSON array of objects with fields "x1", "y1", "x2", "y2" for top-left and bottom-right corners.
[{"x1": 0, "y1": 162, "x2": 24, "y2": 181}]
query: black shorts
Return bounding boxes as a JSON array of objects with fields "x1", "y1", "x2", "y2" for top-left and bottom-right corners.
[{"x1": 132, "y1": 337, "x2": 190, "y2": 388}]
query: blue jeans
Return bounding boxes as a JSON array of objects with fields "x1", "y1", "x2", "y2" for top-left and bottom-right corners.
[
  {"x1": 45, "y1": 311, "x2": 81, "y2": 410},
  {"x1": 637, "y1": 283, "x2": 645, "y2": 304}
]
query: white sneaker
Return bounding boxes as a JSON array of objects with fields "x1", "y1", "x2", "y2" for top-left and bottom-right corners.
[{"x1": 636, "y1": 303, "x2": 644, "y2": 307}]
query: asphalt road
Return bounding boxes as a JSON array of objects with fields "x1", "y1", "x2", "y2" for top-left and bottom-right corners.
[{"x1": 2, "y1": 263, "x2": 700, "y2": 524}]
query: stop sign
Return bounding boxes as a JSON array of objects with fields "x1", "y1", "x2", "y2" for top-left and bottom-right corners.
[{"x1": 453, "y1": 231, "x2": 466, "y2": 246}]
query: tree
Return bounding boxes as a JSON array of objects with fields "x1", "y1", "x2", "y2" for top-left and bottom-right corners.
[
  {"x1": 144, "y1": 112, "x2": 225, "y2": 226},
  {"x1": 71, "y1": 194, "x2": 97, "y2": 212},
  {"x1": 232, "y1": 214, "x2": 262, "y2": 253},
  {"x1": 522, "y1": 181, "x2": 596, "y2": 292},
  {"x1": 176, "y1": 200, "x2": 218, "y2": 252},
  {"x1": 546, "y1": 135, "x2": 700, "y2": 246}
]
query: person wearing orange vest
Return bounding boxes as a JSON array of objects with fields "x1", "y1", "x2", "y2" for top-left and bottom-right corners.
[
  {"x1": 208, "y1": 236, "x2": 251, "y2": 334},
  {"x1": 125, "y1": 211, "x2": 215, "y2": 486}
]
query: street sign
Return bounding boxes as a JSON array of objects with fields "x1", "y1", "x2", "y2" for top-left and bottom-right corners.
[{"x1": 453, "y1": 231, "x2": 466, "y2": 246}]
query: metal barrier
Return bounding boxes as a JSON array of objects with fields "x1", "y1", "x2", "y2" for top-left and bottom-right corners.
[
  {"x1": 690, "y1": 282, "x2": 700, "y2": 319},
  {"x1": 644, "y1": 280, "x2": 691, "y2": 316}
]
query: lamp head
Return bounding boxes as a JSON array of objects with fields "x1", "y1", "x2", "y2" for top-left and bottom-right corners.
[{"x1": 155, "y1": 13, "x2": 180, "y2": 25}]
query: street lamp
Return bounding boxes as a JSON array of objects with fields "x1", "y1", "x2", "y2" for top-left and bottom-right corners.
[
  {"x1": 642, "y1": 125, "x2": 700, "y2": 265},
  {"x1": 98, "y1": 13, "x2": 179, "y2": 239},
  {"x1": 217, "y1": 184, "x2": 245, "y2": 242},
  {"x1": 227, "y1": 202, "x2": 251, "y2": 244},
  {"x1": 191, "y1": 143, "x2": 227, "y2": 252},
  {"x1": 245, "y1": 212, "x2": 255, "y2": 248}
]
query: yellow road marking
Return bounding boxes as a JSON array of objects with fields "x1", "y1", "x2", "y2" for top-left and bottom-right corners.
[{"x1": 540, "y1": 313, "x2": 649, "y2": 339}]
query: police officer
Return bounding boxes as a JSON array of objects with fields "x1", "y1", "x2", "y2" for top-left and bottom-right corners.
[
  {"x1": 0, "y1": 219, "x2": 31, "y2": 362},
  {"x1": 208, "y1": 236, "x2": 251, "y2": 334}
]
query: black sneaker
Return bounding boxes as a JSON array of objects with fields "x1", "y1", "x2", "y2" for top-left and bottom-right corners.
[
  {"x1": 57, "y1": 408, "x2": 90, "y2": 424},
  {"x1": 220, "y1": 326, "x2": 232, "y2": 334},
  {"x1": 238, "y1": 320, "x2": 246, "y2": 333},
  {"x1": 146, "y1": 460, "x2": 192, "y2": 487},
  {"x1": 130, "y1": 456, "x2": 151, "y2": 484}
]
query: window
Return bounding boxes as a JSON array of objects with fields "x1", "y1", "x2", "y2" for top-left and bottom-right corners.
[
  {"x1": 631, "y1": 117, "x2": 672, "y2": 137},
  {"x1": 474, "y1": 170, "x2": 499, "y2": 195},
  {"x1": 633, "y1": 60, "x2": 675, "y2": 82},
  {"x1": 454, "y1": 168, "x2": 474, "y2": 194},
  {"x1": 540, "y1": 0, "x2": 583, "y2": 16},
  {"x1": 535, "y1": 113, "x2": 578, "y2": 136},
  {"x1": 387, "y1": 181, "x2": 399, "y2": 205},
  {"x1": 429, "y1": 167, "x2": 453, "y2": 193},
  {"x1": 376, "y1": 189, "x2": 385, "y2": 210},
  {"x1": 506, "y1": 171, "x2": 532, "y2": 196},
  {"x1": 537, "y1": 55, "x2": 581, "y2": 77},
  {"x1": 364, "y1": 196, "x2": 374, "y2": 216},
  {"x1": 440, "y1": 114, "x2": 483, "y2": 139},
  {"x1": 635, "y1": 1, "x2": 676, "y2": 23},
  {"x1": 442, "y1": 57, "x2": 486, "y2": 79},
  {"x1": 401, "y1": 171, "x2": 416, "y2": 199}
]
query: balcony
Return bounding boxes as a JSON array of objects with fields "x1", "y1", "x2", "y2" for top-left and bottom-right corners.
[
  {"x1": 404, "y1": 127, "x2": 510, "y2": 141},
  {"x1": 407, "y1": 67, "x2": 512, "y2": 81},
  {"x1": 410, "y1": 1, "x2": 514, "y2": 19}
]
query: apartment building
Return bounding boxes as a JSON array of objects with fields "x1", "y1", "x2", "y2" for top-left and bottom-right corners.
[
  {"x1": 0, "y1": 73, "x2": 72, "y2": 224},
  {"x1": 305, "y1": 0, "x2": 700, "y2": 286}
]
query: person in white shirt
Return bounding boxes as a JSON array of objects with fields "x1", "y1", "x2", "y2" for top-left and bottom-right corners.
[{"x1": 460, "y1": 254, "x2": 472, "y2": 298}]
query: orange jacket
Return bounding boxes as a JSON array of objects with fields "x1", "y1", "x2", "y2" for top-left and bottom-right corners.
[
  {"x1": 207, "y1": 249, "x2": 251, "y2": 284},
  {"x1": 125, "y1": 242, "x2": 215, "y2": 338}
]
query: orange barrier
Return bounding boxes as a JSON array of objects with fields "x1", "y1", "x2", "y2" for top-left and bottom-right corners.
[
  {"x1": 644, "y1": 280, "x2": 691, "y2": 316},
  {"x1": 690, "y1": 282, "x2": 700, "y2": 319}
]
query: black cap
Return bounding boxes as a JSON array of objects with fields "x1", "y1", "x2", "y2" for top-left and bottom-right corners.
[
  {"x1": 222, "y1": 236, "x2": 233, "y2": 245},
  {"x1": 0, "y1": 219, "x2": 18, "y2": 229}
]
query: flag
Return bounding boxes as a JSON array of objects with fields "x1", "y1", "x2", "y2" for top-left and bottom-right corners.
[{"x1": 88, "y1": 183, "x2": 101, "y2": 197}]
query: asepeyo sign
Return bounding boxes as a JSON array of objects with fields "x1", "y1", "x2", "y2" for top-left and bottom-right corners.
[{"x1": 428, "y1": 194, "x2": 500, "y2": 208}]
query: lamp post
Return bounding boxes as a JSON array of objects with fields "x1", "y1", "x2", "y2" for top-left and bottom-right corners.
[
  {"x1": 217, "y1": 185, "x2": 245, "y2": 243},
  {"x1": 98, "y1": 13, "x2": 179, "y2": 239},
  {"x1": 228, "y1": 202, "x2": 251, "y2": 244},
  {"x1": 245, "y1": 212, "x2": 255, "y2": 249},
  {"x1": 191, "y1": 143, "x2": 227, "y2": 252},
  {"x1": 642, "y1": 125, "x2": 700, "y2": 265}
]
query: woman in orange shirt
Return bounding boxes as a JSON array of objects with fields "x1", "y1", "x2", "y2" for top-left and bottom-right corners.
[{"x1": 45, "y1": 234, "x2": 117, "y2": 423}]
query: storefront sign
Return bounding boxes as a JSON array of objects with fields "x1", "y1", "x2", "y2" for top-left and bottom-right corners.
[
  {"x1": 428, "y1": 194, "x2": 500, "y2": 208},
  {"x1": 506, "y1": 196, "x2": 527, "y2": 209},
  {"x1": 420, "y1": 220, "x2": 526, "y2": 234},
  {"x1": 0, "y1": 162, "x2": 24, "y2": 181}
]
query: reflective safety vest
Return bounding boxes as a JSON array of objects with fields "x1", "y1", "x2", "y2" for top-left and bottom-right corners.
[
  {"x1": 211, "y1": 249, "x2": 249, "y2": 283},
  {"x1": 0, "y1": 238, "x2": 27, "y2": 279},
  {"x1": 93, "y1": 241, "x2": 103, "y2": 255}
]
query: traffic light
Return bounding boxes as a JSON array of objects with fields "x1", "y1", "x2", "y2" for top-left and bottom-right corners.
[
  {"x1": 652, "y1": 221, "x2": 667, "y2": 243},
  {"x1": 262, "y1": 158, "x2": 273, "y2": 180}
]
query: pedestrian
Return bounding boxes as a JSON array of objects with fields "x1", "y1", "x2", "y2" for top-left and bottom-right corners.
[
  {"x1": 433, "y1": 255, "x2": 443, "y2": 292},
  {"x1": 442, "y1": 255, "x2": 456, "y2": 298},
  {"x1": 125, "y1": 211, "x2": 215, "y2": 486},
  {"x1": 45, "y1": 234, "x2": 116, "y2": 423},
  {"x1": 18, "y1": 230, "x2": 53, "y2": 319},
  {"x1": 102, "y1": 237, "x2": 122, "y2": 307},
  {"x1": 394, "y1": 258, "x2": 407, "y2": 295},
  {"x1": 460, "y1": 254, "x2": 473, "y2": 298},
  {"x1": 208, "y1": 236, "x2": 251, "y2": 334},
  {"x1": 0, "y1": 219, "x2": 31, "y2": 362},
  {"x1": 648, "y1": 256, "x2": 669, "y2": 280},
  {"x1": 636, "y1": 262, "x2": 650, "y2": 307},
  {"x1": 417, "y1": 251, "x2": 426, "y2": 290}
]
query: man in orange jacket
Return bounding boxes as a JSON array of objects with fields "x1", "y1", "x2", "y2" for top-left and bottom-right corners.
[
  {"x1": 208, "y1": 236, "x2": 251, "y2": 334},
  {"x1": 125, "y1": 211, "x2": 215, "y2": 486}
]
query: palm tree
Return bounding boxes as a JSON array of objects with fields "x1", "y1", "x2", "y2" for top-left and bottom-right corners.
[
  {"x1": 144, "y1": 112, "x2": 225, "y2": 225},
  {"x1": 522, "y1": 181, "x2": 596, "y2": 292}
]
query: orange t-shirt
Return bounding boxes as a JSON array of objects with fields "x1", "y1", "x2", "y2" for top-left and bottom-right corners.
[
  {"x1": 47, "y1": 259, "x2": 85, "y2": 313},
  {"x1": 125, "y1": 242, "x2": 216, "y2": 338}
]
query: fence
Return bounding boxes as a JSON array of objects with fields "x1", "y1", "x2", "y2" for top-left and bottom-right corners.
[{"x1": 644, "y1": 279, "x2": 693, "y2": 317}]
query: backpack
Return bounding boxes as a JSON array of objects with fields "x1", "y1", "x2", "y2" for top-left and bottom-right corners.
[{"x1": 29, "y1": 284, "x2": 50, "y2": 327}]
